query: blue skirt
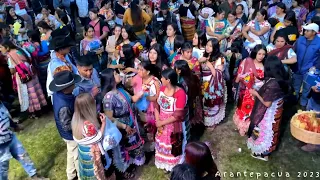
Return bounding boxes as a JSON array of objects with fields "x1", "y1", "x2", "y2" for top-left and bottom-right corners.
[{"x1": 78, "y1": 145, "x2": 95, "y2": 180}]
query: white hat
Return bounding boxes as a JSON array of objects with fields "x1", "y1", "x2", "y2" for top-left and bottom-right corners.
[{"x1": 302, "y1": 23, "x2": 319, "y2": 33}]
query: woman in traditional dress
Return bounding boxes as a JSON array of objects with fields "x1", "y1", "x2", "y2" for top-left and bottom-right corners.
[
  {"x1": 192, "y1": 30, "x2": 207, "y2": 60},
  {"x1": 267, "y1": 33, "x2": 297, "y2": 72},
  {"x1": 178, "y1": 0, "x2": 197, "y2": 41},
  {"x1": 72, "y1": 93, "x2": 116, "y2": 180},
  {"x1": 0, "y1": 39, "x2": 47, "y2": 118},
  {"x1": 102, "y1": 68, "x2": 145, "y2": 179},
  {"x1": 205, "y1": 8, "x2": 228, "y2": 52},
  {"x1": 99, "y1": 0, "x2": 115, "y2": 29},
  {"x1": 199, "y1": 38, "x2": 227, "y2": 128},
  {"x1": 171, "y1": 42, "x2": 201, "y2": 77},
  {"x1": 80, "y1": 24, "x2": 105, "y2": 72},
  {"x1": 247, "y1": 55, "x2": 288, "y2": 161},
  {"x1": 242, "y1": 9, "x2": 270, "y2": 50},
  {"x1": 132, "y1": 61, "x2": 161, "y2": 152},
  {"x1": 155, "y1": 68, "x2": 187, "y2": 171},
  {"x1": 233, "y1": 45, "x2": 266, "y2": 136},
  {"x1": 23, "y1": 30, "x2": 50, "y2": 97},
  {"x1": 174, "y1": 60, "x2": 202, "y2": 140},
  {"x1": 226, "y1": 10, "x2": 243, "y2": 49},
  {"x1": 37, "y1": 21, "x2": 53, "y2": 41}
]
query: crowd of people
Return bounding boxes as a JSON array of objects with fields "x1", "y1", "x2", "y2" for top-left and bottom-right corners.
[{"x1": 0, "y1": 0, "x2": 319, "y2": 179}]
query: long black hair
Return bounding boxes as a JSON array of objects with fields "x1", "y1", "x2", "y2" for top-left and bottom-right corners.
[
  {"x1": 173, "y1": 35, "x2": 185, "y2": 52},
  {"x1": 120, "y1": 44, "x2": 135, "y2": 68},
  {"x1": 101, "y1": 68, "x2": 118, "y2": 97},
  {"x1": 84, "y1": 24, "x2": 95, "y2": 36},
  {"x1": 276, "y1": 2, "x2": 287, "y2": 13},
  {"x1": 56, "y1": 9, "x2": 69, "y2": 25},
  {"x1": 181, "y1": 42, "x2": 193, "y2": 53},
  {"x1": 170, "y1": 164, "x2": 198, "y2": 180},
  {"x1": 161, "y1": 68, "x2": 178, "y2": 86},
  {"x1": 1, "y1": 38, "x2": 31, "y2": 63},
  {"x1": 37, "y1": 21, "x2": 53, "y2": 30},
  {"x1": 194, "y1": 30, "x2": 207, "y2": 49},
  {"x1": 284, "y1": 10, "x2": 297, "y2": 27},
  {"x1": 204, "y1": 38, "x2": 222, "y2": 62},
  {"x1": 264, "y1": 55, "x2": 289, "y2": 94},
  {"x1": 258, "y1": 8, "x2": 268, "y2": 21},
  {"x1": 167, "y1": 23, "x2": 181, "y2": 36},
  {"x1": 130, "y1": 0, "x2": 143, "y2": 25},
  {"x1": 27, "y1": 30, "x2": 43, "y2": 51},
  {"x1": 116, "y1": 25, "x2": 140, "y2": 45},
  {"x1": 174, "y1": 60, "x2": 201, "y2": 115},
  {"x1": 250, "y1": 44, "x2": 267, "y2": 62},
  {"x1": 140, "y1": 60, "x2": 161, "y2": 80},
  {"x1": 149, "y1": 43, "x2": 169, "y2": 70}
]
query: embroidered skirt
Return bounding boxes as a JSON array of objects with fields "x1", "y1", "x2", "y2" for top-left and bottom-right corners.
[{"x1": 247, "y1": 99, "x2": 284, "y2": 155}]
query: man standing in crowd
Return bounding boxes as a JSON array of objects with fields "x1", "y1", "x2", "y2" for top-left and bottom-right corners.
[
  {"x1": 73, "y1": 54, "x2": 101, "y2": 111},
  {"x1": 50, "y1": 71, "x2": 80, "y2": 180},
  {"x1": 152, "y1": 2, "x2": 177, "y2": 45},
  {"x1": 47, "y1": 33, "x2": 78, "y2": 101},
  {"x1": 293, "y1": 23, "x2": 320, "y2": 110}
]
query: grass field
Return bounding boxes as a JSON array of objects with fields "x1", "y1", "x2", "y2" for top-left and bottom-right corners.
[{"x1": 9, "y1": 104, "x2": 320, "y2": 180}]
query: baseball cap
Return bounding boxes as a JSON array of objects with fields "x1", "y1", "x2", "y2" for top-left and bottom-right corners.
[{"x1": 302, "y1": 23, "x2": 319, "y2": 33}]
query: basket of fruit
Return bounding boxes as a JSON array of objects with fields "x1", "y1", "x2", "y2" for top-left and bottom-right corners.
[{"x1": 290, "y1": 110, "x2": 320, "y2": 144}]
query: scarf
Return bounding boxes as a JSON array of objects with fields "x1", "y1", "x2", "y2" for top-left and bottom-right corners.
[{"x1": 268, "y1": 44, "x2": 292, "y2": 61}]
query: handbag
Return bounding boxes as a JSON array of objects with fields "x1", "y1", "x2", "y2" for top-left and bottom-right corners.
[
  {"x1": 102, "y1": 117, "x2": 122, "y2": 151},
  {"x1": 9, "y1": 53, "x2": 33, "y2": 83}
]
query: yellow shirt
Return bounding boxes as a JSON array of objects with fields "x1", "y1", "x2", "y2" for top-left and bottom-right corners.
[{"x1": 123, "y1": 8, "x2": 151, "y2": 35}]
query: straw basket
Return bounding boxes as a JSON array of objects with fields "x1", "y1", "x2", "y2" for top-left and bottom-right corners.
[{"x1": 290, "y1": 111, "x2": 320, "y2": 145}]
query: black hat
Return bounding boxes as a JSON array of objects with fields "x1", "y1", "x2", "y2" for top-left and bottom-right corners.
[
  {"x1": 49, "y1": 35, "x2": 75, "y2": 50},
  {"x1": 160, "y1": 1, "x2": 169, "y2": 10},
  {"x1": 49, "y1": 71, "x2": 81, "y2": 92},
  {"x1": 49, "y1": 27, "x2": 75, "y2": 50}
]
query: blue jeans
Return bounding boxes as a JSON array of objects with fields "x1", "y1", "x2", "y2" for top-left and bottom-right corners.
[
  {"x1": 292, "y1": 73, "x2": 311, "y2": 106},
  {"x1": 0, "y1": 135, "x2": 36, "y2": 180}
]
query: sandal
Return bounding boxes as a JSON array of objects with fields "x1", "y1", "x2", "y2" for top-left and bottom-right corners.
[{"x1": 123, "y1": 172, "x2": 135, "y2": 179}]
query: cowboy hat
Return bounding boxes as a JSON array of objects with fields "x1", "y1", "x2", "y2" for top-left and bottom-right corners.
[
  {"x1": 49, "y1": 35, "x2": 76, "y2": 50},
  {"x1": 49, "y1": 70, "x2": 81, "y2": 92}
]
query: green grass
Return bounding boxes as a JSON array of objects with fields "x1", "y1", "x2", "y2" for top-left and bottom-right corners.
[{"x1": 9, "y1": 105, "x2": 320, "y2": 180}]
